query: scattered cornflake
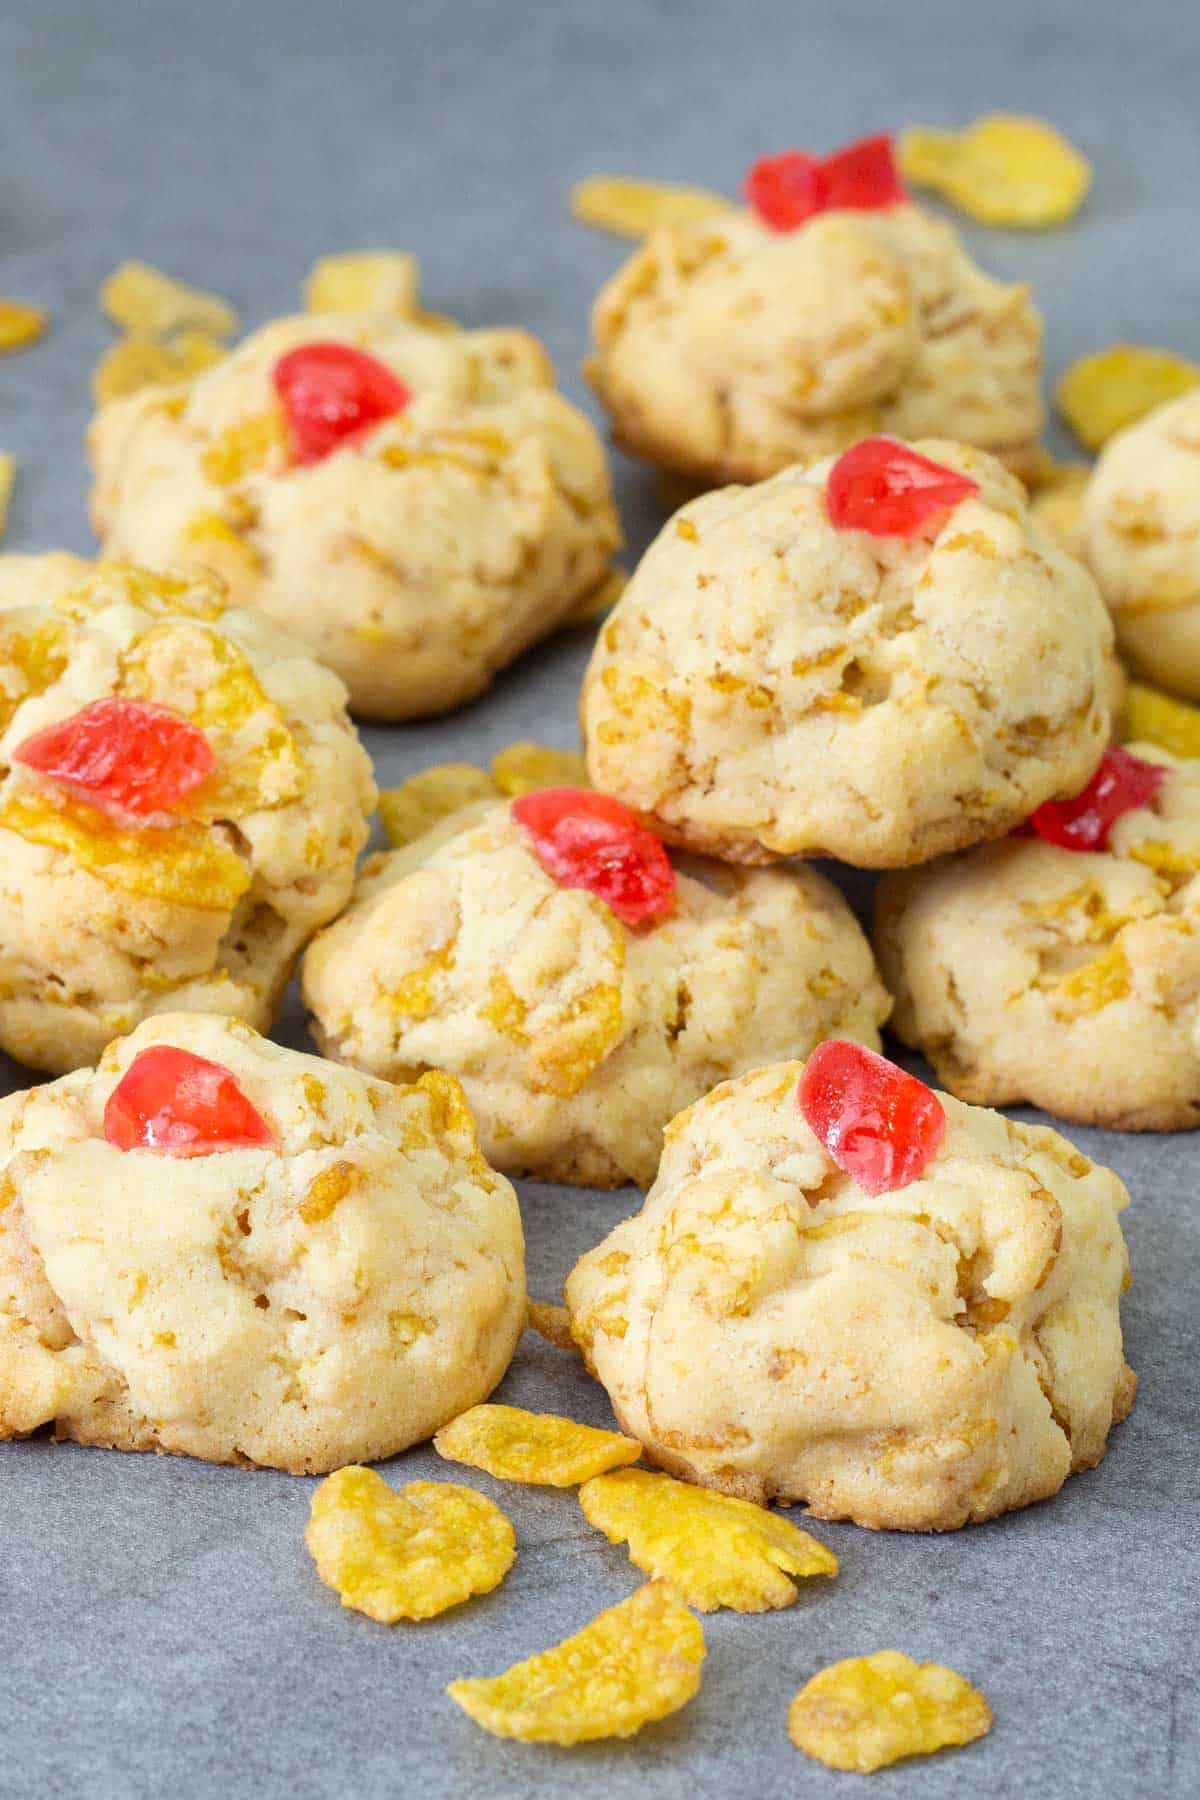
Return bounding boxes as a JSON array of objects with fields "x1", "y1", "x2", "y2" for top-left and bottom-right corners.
[
  {"x1": 377, "y1": 763, "x2": 498, "y2": 847},
  {"x1": 1055, "y1": 344, "x2": 1200, "y2": 451},
  {"x1": 0, "y1": 299, "x2": 48, "y2": 355},
  {"x1": 306, "y1": 1464, "x2": 515, "y2": 1623},
  {"x1": 303, "y1": 250, "x2": 420, "y2": 316},
  {"x1": 578, "y1": 1468, "x2": 837, "y2": 1612},
  {"x1": 787, "y1": 1650, "x2": 992, "y2": 1773},
  {"x1": 1121, "y1": 683, "x2": 1200, "y2": 760},
  {"x1": 447, "y1": 1581, "x2": 705, "y2": 1744},
  {"x1": 898, "y1": 113, "x2": 1091, "y2": 227},
  {"x1": 491, "y1": 741, "x2": 589, "y2": 797},
  {"x1": 91, "y1": 330, "x2": 225, "y2": 406},
  {"x1": 0, "y1": 454, "x2": 14, "y2": 538},
  {"x1": 100, "y1": 261, "x2": 238, "y2": 342},
  {"x1": 570, "y1": 175, "x2": 731, "y2": 239},
  {"x1": 566, "y1": 565, "x2": 629, "y2": 626},
  {"x1": 526, "y1": 1301, "x2": 578, "y2": 1353},
  {"x1": 434, "y1": 1403, "x2": 641, "y2": 1486}
]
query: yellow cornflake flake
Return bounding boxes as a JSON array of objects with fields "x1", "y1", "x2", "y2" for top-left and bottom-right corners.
[
  {"x1": 526, "y1": 1301, "x2": 578, "y2": 1353},
  {"x1": 0, "y1": 454, "x2": 14, "y2": 538},
  {"x1": 490, "y1": 741, "x2": 589, "y2": 797},
  {"x1": 577, "y1": 1468, "x2": 837, "y2": 1613},
  {"x1": 1051, "y1": 944, "x2": 1132, "y2": 1018},
  {"x1": 201, "y1": 411, "x2": 288, "y2": 485},
  {"x1": 306, "y1": 1465, "x2": 515, "y2": 1623},
  {"x1": 447, "y1": 1581, "x2": 705, "y2": 1743},
  {"x1": 377, "y1": 763, "x2": 498, "y2": 848},
  {"x1": 570, "y1": 175, "x2": 731, "y2": 239},
  {"x1": 788, "y1": 1650, "x2": 992, "y2": 1773},
  {"x1": 567, "y1": 566, "x2": 629, "y2": 626},
  {"x1": 1121, "y1": 684, "x2": 1200, "y2": 760},
  {"x1": 898, "y1": 113, "x2": 1091, "y2": 227},
  {"x1": 92, "y1": 330, "x2": 225, "y2": 405},
  {"x1": 1055, "y1": 345, "x2": 1200, "y2": 451},
  {"x1": 303, "y1": 250, "x2": 420, "y2": 316},
  {"x1": 0, "y1": 300, "x2": 48, "y2": 355},
  {"x1": 433, "y1": 1403, "x2": 641, "y2": 1487},
  {"x1": 100, "y1": 261, "x2": 238, "y2": 341}
]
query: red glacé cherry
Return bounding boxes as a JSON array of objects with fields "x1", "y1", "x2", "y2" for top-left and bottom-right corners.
[
  {"x1": 798, "y1": 1039, "x2": 946, "y2": 1197},
  {"x1": 511, "y1": 787, "x2": 676, "y2": 927},
  {"x1": 744, "y1": 133, "x2": 906, "y2": 231},
  {"x1": 826, "y1": 436, "x2": 979, "y2": 538},
  {"x1": 103, "y1": 1047, "x2": 274, "y2": 1157},
  {"x1": 1026, "y1": 745, "x2": 1167, "y2": 851},
  {"x1": 13, "y1": 698, "x2": 216, "y2": 822},
  {"x1": 273, "y1": 342, "x2": 410, "y2": 464}
]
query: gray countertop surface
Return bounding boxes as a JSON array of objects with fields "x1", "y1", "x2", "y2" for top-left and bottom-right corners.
[{"x1": 1, "y1": 1, "x2": 1198, "y2": 1794}]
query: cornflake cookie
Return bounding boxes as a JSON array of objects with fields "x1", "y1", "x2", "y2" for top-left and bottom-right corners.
[
  {"x1": 302, "y1": 790, "x2": 890, "y2": 1188},
  {"x1": 0, "y1": 555, "x2": 374, "y2": 1074},
  {"x1": 877, "y1": 742, "x2": 1200, "y2": 1129},
  {"x1": 582, "y1": 439, "x2": 1114, "y2": 867},
  {"x1": 565, "y1": 1045, "x2": 1133, "y2": 1530},
  {"x1": 586, "y1": 146, "x2": 1042, "y2": 488},
  {"x1": 1082, "y1": 389, "x2": 1200, "y2": 699},
  {"x1": 89, "y1": 293, "x2": 621, "y2": 720},
  {"x1": 0, "y1": 1013, "x2": 526, "y2": 1470}
]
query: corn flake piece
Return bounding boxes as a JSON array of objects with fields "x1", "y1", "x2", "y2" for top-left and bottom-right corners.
[
  {"x1": 377, "y1": 763, "x2": 498, "y2": 848},
  {"x1": 578, "y1": 1468, "x2": 837, "y2": 1612},
  {"x1": 92, "y1": 330, "x2": 225, "y2": 406},
  {"x1": 567, "y1": 566, "x2": 629, "y2": 626},
  {"x1": 1121, "y1": 683, "x2": 1200, "y2": 759},
  {"x1": 0, "y1": 454, "x2": 14, "y2": 538},
  {"x1": 526, "y1": 1301, "x2": 578, "y2": 1353},
  {"x1": 1055, "y1": 345, "x2": 1200, "y2": 451},
  {"x1": 447, "y1": 1581, "x2": 704, "y2": 1743},
  {"x1": 0, "y1": 300, "x2": 48, "y2": 355},
  {"x1": 571, "y1": 175, "x2": 731, "y2": 239},
  {"x1": 490, "y1": 741, "x2": 589, "y2": 798},
  {"x1": 788, "y1": 1650, "x2": 992, "y2": 1773},
  {"x1": 434, "y1": 1403, "x2": 640, "y2": 1486},
  {"x1": 304, "y1": 250, "x2": 420, "y2": 316},
  {"x1": 306, "y1": 1465, "x2": 515, "y2": 1623},
  {"x1": 898, "y1": 114, "x2": 1091, "y2": 227},
  {"x1": 100, "y1": 260, "x2": 238, "y2": 341}
]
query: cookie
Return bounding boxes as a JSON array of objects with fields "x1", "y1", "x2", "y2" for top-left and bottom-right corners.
[
  {"x1": 0, "y1": 555, "x2": 374, "y2": 1073},
  {"x1": 0, "y1": 1013, "x2": 525, "y2": 1471},
  {"x1": 585, "y1": 203, "x2": 1042, "y2": 488},
  {"x1": 89, "y1": 308, "x2": 621, "y2": 719},
  {"x1": 565, "y1": 1055, "x2": 1133, "y2": 1531},
  {"x1": 582, "y1": 441, "x2": 1114, "y2": 867},
  {"x1": 876, "y1": 742, "x2": 1200, "y2": 1129},
  {"x1": 1081, "y1": 389, "x2": 1200, "y2": 699},
  {"x1": 302, "y1": 794, "x2": 890, "y2": 1189}
]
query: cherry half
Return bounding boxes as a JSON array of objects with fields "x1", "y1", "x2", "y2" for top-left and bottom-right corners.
[
  {"x1": 13, "y1": 698, "x2": 216, "y2": 823},
  {"x1": 273, "y1": 342, "x2": 410, "y2": 464},
  {"x1": 1025, "y1": 745, "x2": 1167, "y2": 851},
  {"x1": 511, "y1": 787, "x2": 676, "y2": 927},
  {"x1": 826, "y1": 436, "x2": 979, "y2": 538},
  {"x1": 798, "y1": 1039, "x2": 946, "y2": 1196},
  {"x1": 745, "y1": 133, "x2": 907, "y2": 231},
  {"x1": 103, "y1": 1047, "x2": 275, "y2": 1157}
]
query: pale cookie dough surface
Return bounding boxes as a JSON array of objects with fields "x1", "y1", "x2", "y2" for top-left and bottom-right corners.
[
  {"x1": 876, "y1": 744, "x2": 1200, "y2": 1130},
  {"x1": 0, "y1": 1012, "x2": 526, "y2": 1472},
  {"x1": 586, "y1": 203, "x2": 1043, "y2": 487},
  {"x1": 89, "y1": 310, "x2": 621, "y2": 719},
  {"x1": 582, "y1": 442, "x2": 1115, "y2": 867},
  {"x1": 302, "y1": 799, "x2": 891, "y2": 1189},
  {"x1": 566, "y1": 1060, "x2": 1133, "y2": 1531},
  {"x1": 0, "y1": 555, "x2": 375, "y2": 1074},
  {"x1": 1082, "y1": 389, "x2": 1200, "y2": 699}
]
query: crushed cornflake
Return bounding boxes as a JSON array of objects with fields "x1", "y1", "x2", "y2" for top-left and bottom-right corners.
[
  {"x1": 787, "y1": 1649, "x2": 992, "y2": 1773},
  {"x1": 0, "y1": 454, "x2": 14, "y2": 538},
  {"x1": 100, "y1": 261, "x2": 239, "y2": 342},
  {"x1": 91, "y1": 330, "x2": 225, "y2": 406},
  {"x1": 898, "y1": 113, "x2": 1091, "y2": 227},
  {"x1": 0, "y1": 299, "x2": 48, "y2": 355},
  {"x1": 1121, "y1": 683, "x2": 1200, "y2": 760},
  {"x1": 578, "y1": 1468, "x2": 838, "y2": 1612},
  {"x1": 570, "y1": 175, "x2": 731, "y2": 238},
  {"x1": 434, "y1": 1403, "x2": 641, "y2": 1487},
  {"x1": 447, "y1": 1581, "x2": 705, "y2": 1743},
  {"x1": 1055, "y1": 344, "x2": 1200, "y2": 451},
  {"x1": 303, "y1": 250, "x2": 420, "y2": 316},
  {"x1": 377, "y1": 763, "x2": 499, "y2": 847},
  {"x1": 526, "y1": 1301, "x2": 578, "y2": 1353},
  {"x1": 491, "y1": 742, "x2": 589, "y2": 798},
  {"x1": 306, "y1": 1465, "x2": 515, "y2": 1623}
]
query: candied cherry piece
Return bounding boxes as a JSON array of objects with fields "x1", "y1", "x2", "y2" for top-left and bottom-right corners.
[
  {"x1": 1026, "y1": 745, "x2": 1166, "y2": 851},
  {"x1": 826, "y1": 436, "x2": 979, "y2": 538},
  {"x1": 511, "y1": 787, "x2": 675, "y2": 927},
  {"x1": 745, "y1": 133, "x2": 906, "y2": 231},
  {"x1": 273, "y1": 341, "x2": 410, "y2": 464},
  {"x1": 103, "y1": 1047, "x2": 274, "y2": 1157},
  {"x1": 798, "y1": 1040, "x2": 945, "y2": 1197},
  {"x1": 744, "y1": 150, "x2": 825, "y2": 231},
  {"x1": 13, "y1": 697, "x2": 216, "y2": 822}
]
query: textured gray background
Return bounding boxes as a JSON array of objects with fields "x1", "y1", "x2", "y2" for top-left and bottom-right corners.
[{"x1": 1, "y1": 1, "x2": 1198, "y2": 1794}]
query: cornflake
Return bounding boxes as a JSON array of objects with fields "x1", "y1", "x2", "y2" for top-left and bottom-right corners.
[
  {"x1": 1122, "y1": 683, "x2": 1200, "y2": 760},
  {"x1": 1055, "y1": 345, "x2": 1200, "y2": 451},
  {"x1": 447, "y1": 1581, "x2": 705, "y2": 1743},
  {"x1": 306, "y1": 1465, "x2": 515, "y2": 1623},
  {"x1": 787, "y1": 1650, "x2": 992, "y2": 1773},
  {"x1": 579, "y1": 1468, "x2": 837, "y2": 1612},
  {"x1": 526, "y1": 1301, "x2": 578, "y2": 1353},
  {"x1": 0, "y1": 454, "x2": 14, "y2": 538},
  {"x1": 100, "y1": 260, "x2": 239, "y2": 341},
  {"x1": 377, "y1": 763, "x2": 498, "y2": 847},
  {"x1": 92, "y1": 330, "x2": 225, "y2": 406},
  {"x1": 491, "y1": 742, "x2": 589, "y2": 798},
  {"x1": 898, "y1": 113, "x2": 1090, "y2": 227},
  {"x1": 303, "y1": 251, "x2": 420, "y2": 316},
  {"x1": 0, "y1": 300, "x2": 48, "y2": 355},
  {"x1": 570, "y1": 175, "x2": 731, "y2": 239},
  {"x1": 433, "y1": 1403, "x2": 640, "y2": 1486}
]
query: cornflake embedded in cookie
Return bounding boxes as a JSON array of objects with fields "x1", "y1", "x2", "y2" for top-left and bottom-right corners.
[
  {"x1": 302, "y1": 796, "x2": 890, "y2": 1189},
  {"x1": 565, "y1": 1055, "x2": 1133, "y2": 1530},
  {"x1": 0, "y1": 1013, "x2": 526, "y2": 1471}
]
